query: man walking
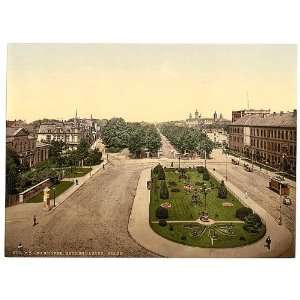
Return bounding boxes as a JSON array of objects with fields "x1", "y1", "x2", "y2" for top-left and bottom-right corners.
[
  {"x1": 33, "y1": 215, "x2": 37, "y2": 226},
  {"x1": 264, "y1": 236, "x2": 272, "y2": 250}
]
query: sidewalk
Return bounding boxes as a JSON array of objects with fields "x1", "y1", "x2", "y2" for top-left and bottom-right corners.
[{"x1": 128, "y1": 168, "x2": 292, "y2": 258}]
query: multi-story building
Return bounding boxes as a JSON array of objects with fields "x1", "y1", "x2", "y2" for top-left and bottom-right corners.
[
  {"x1": 232, "y1": 108, "x2": 271, "y2": 122},
  {"x1": 37, "y1": 121, "x2": 82, "y2": 150},
  {"x1": 228, "y1": 110, "x2": 297, "y2": 174},
  {"x1": 6, "y1": 126, "x2": 49, "y2": 168}
]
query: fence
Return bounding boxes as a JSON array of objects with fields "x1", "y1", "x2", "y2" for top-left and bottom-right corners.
[{"x1": 18, "y1": 178, "x2": 51, "y2": 204}]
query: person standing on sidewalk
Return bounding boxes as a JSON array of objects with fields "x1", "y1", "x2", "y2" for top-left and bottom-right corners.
[
  {"x1": 264, "y1": 236, "x2": 272, "y2": 250},
  {"x1": 33, "y1": 215, "x2": 37, "y2": 226}
]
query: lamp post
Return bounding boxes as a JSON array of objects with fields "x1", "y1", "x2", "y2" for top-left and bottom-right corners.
[
  {"x1": 178, "y1": 155, "x2": 181, "y2": 170},
  {"x1": 53, "y1": 186, "x2": 56, "y2": 207},
  {"x1": 278, "y1": 182, "x2": 282, "y2": 225},
  {"x1": 251, "y1": 149, "x2": 254, "y2": 172},
  {"x1": 225, "y1": 154, "x2": 228, "y2": 181}
]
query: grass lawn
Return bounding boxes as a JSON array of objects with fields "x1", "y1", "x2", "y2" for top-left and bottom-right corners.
[
  {"x1": 27, "y1": 181, "x2": 74, "y2": 203},
  {"x1": 149, "y1": 167, "x2": 266, "y2": 248},
  {"x1": 64, "y1": 167, "x2": 92, "y2": 178}
]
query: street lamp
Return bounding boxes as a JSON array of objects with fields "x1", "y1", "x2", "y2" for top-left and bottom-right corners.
[
  {"x1": 225, "y1": 154, "x2": 228, "y2": 181},
  {"x1": 178, "y1": 155, "x2": 181, "y2": 170},
  {"x1": 278, "y1": 182, "x2": 282, "y2": 225},
  {"x1": 53, "y1": 186, "x2": 56, "y2": 207}
]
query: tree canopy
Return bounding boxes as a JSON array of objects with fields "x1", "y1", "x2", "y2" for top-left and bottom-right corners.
[
  {"x1": 101, "y1": 118, "x2": 161, "y2": 157},
  {"x1": 159, "y1": 123, "x2": 214, "y2": 157}
]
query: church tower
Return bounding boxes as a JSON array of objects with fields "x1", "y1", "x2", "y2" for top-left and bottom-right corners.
[
  {"x1": 213, "y1": 111, "x2": 217, "y2": 122},
  {"x1": 195, "y1": 109, "x2": 199, "y2": 119}
]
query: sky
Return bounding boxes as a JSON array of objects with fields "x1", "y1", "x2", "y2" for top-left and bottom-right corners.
[{"x1": 6, "y1": 44, "x2": 297, "y2": 123}]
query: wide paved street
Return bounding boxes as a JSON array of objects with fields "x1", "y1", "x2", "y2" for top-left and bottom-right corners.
[{"x1": 5, "y1": 156, "x2": 157, "y2": 257}]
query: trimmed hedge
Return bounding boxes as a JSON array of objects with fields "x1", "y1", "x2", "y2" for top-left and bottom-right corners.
[
  {"x1": 236, "y1": 207, "x2": 253, "y2": 220},
  {"x1": 160, "y1": 180, "x2": 169, "y2": 199},
  {"x1": 218, "y1": 180, "x2": 228, "y2": 199},
  {"x1": 156, "y1": 206, "x2": 169, "y2": 219}
]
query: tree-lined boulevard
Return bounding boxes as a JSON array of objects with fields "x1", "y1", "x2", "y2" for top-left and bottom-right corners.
[{"x1": 5, "y1": 130, "x2": 296, "y2": 257}]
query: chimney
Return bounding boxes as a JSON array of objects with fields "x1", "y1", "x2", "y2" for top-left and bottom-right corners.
[
  {"x1": 293, "y1": 109, "x2": 297, "y2": 117},
  {"x1": 273, "y1": 112, "x2": 276, "y2": 117}
]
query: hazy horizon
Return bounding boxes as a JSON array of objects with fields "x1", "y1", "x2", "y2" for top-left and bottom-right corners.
[{"x1": 7, "y1": 44, "x2": 297, "y2": 123}]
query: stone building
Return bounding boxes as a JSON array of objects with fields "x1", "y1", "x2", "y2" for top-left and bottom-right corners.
[
  {"x1": 6, "y1": 126, "x2": 49, "y2": 168},
  {"x1": 228, "y1": 110, "x2": 297, "y2": 174},
  {"x1": 37, "y1": 122, "x2": 82, "y2": 150}
]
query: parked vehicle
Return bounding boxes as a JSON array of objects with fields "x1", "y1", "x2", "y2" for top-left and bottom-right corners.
[
  {"x1": 269, "y1": 176, "x2": 290, "y2": 196},
  {"x1": 244, "y1": 163, "x2": 252, "y2": 172},
  {"x1": 283, "y1": 196, "x2": 292, "y2": 206},
  {"x1": 231, "y1": 158, "x2": 239, "y2": 165}
]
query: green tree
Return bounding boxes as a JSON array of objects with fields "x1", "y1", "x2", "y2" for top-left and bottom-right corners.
[
  {"x1": 160, "y1": 180, "x2": 169, "y2": 199},
  {"x1": 218, "y1": 180, "x2": 227, "y2": 199},
  {"x1": 6, "y1": 147, "x2": 21, "y2": 196},
  {"x1": 203, "y1": 168, "x2": 210, "y2": 181}
]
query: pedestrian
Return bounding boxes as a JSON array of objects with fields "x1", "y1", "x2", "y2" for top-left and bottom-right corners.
[
  {"x1": 171, "y1": 162, "x2": 173, "y2": 167},
  {"x1": 264, "y1": 236, "x2": 271, "y2": 250},
  {"x1": 244, "y1": 191, "x2": 248, "y2": 199},
  {"x1": 33, "y1": 215, "x2": 37, "y2": 226},
  {"x1": 103, "y1": 164, "x2": 105, "y2": 170},
  {"x1": 17, "y1": 242, "x2": 23, "y2": 252},
  {"x1": 76, "y1": 179, "x2": 78, "y2": 185}
]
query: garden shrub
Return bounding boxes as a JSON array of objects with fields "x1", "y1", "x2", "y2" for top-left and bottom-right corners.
[
  {"x1": 153, "y1": 164, "x2": 165, "y2": 180},
  {"x1": 158, "y1": 219, "x2": 167, "y2": 227},
  {"x1": 203, "y1": 168, "x2": 210, "y2": 181},
  {"x1": 235, "y1": 207, "x2": 253, "y2": 220},
  {"x1": 239, "y1": 236, "x2": 246, "y2": 241},
  {"x1": 168, "y1": 181, "x2": 177, "y2": 187},
  {"x1": 197, "y1": 166, "x2": 205, "y2": 173},
  {"x1": 243, "y1": 213, "x2": 263, "y2": 233},
  {"x1": 171, "y1": 188, "x2": 180, "y2": 192},
  {"x1": 195, "y1": 181, "x2": 203, "y2": 186},
  {"x1": 181, "y1": 235, "x2": 187, "y2": 241},
  {"x1": 218, "y1": 180, "x2": 228, "y2": 199},
  {"x1": 160, "y1": 180, "x2": 169, "y2": 199},
  {"x1": 156, "y1": 206, "x2": 169, "y2": 219},
  {"x1": 169, "y1": 225, "x2": 174, "y2": 231}
]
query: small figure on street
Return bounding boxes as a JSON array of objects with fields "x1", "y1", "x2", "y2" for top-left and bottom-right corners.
[
  {"x1": 33, "y1": 215, "x2": 37, "y2": 226},
  {"x1": 17, "y1": 242, "x2": 23, "y2": 252},
  {"x1": 171, "y1": 162, "x2": 174, "y2": 167},
  {"x1": 76, "y1": 179, "x2": 78, "y2": 185},
  {"x1": 244, "y1": 191, "x2": 248, "y2": 199},
  {"x1": 264, "y1": 236, "x2": 272, "y2": 250},
  {"x1": 103, "y1": 164, "x2": 105, "y2": 170}
]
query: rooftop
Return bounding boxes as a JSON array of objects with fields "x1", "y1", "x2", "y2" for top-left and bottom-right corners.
[{"x1": 231, "y1": 111, "x2": 296, "y2": 128}]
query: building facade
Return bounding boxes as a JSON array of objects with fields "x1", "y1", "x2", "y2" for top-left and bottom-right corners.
[
  {"x1": 6, "y1": 127, "x2": 49, "y2": 168},
  {"x1": 37, "y1": 122, "x2": 82, "y2": 150},
  {"x1": 229, "y1": 111, "x2": 297, "y2": 174}
]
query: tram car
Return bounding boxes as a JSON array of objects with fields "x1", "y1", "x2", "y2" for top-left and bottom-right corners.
[{"x1": 269, "y1": 176, "x2": 290, "y2": 196}]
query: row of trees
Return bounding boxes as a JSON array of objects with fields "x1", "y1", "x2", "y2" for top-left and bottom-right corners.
[
  {"x1": 48, "y1": 139, "x2": 102, "y2": 168},
  {"x1": 159, "y1": 123, "x2": 214, "y2": 157},
  {"x1": 6, "y1": 138, "x2": 103, "y2": 195},
  {"x1": 101, "y1": 118, "x2": 161, "y2": 157}
]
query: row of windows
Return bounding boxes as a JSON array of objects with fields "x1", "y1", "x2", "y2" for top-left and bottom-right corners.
[
  {"x1": 250, "y1": 139, "x2": 296, "y2": 156},
  {"x1": 11, "y1": 139, "x2": 35, "y2": 153},
  {"x1": 46, "y1": 135, "x2": 78, "y2": 142},
  {"x1": 251, "y1": 128, "x2": 296, "y2": 140}
]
